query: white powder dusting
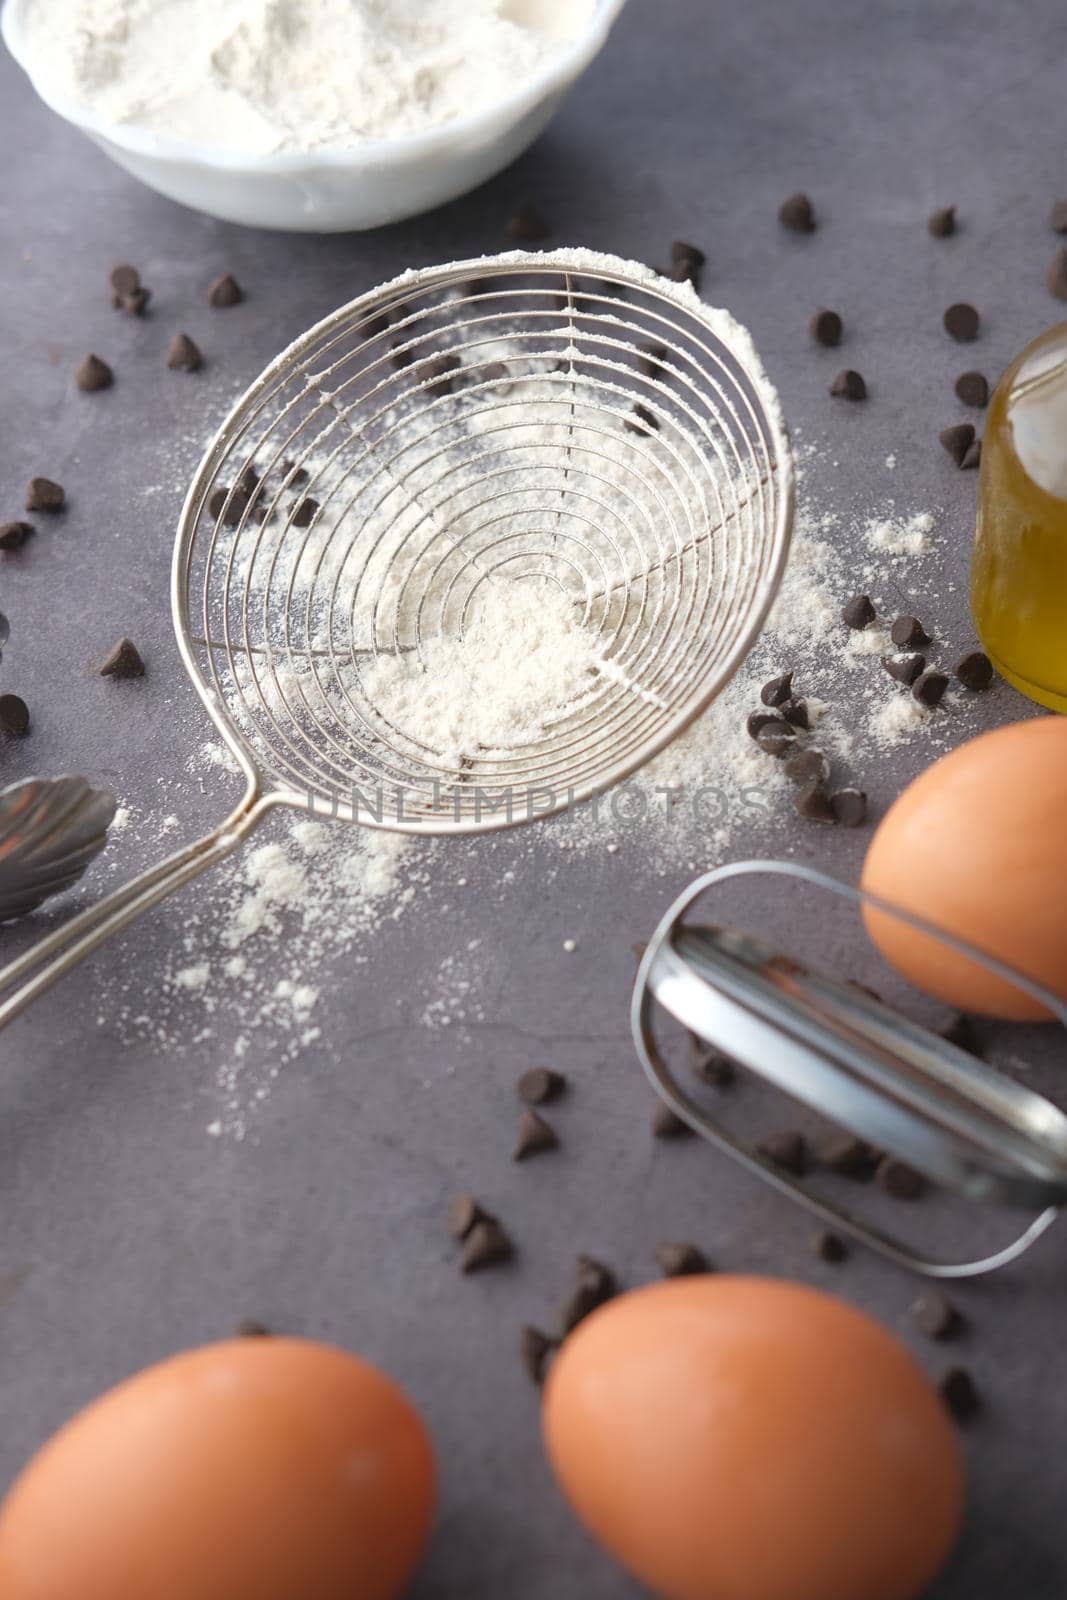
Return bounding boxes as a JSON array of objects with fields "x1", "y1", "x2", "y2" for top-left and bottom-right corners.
[
  {"x1": 846, "y1": 625, "x2": 892, "y2": 659},
  {"x1": 864, "y1": 510, "x2": 936, "y2": 557},
  {"x1": 867, "y1": 693, "x2": 931, "y2": 748},
  {"x1": 24, "y1": 0, "x2": 595, "y2": 154}
]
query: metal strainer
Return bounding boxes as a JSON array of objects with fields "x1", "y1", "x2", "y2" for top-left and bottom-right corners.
[{"x1": 0, "y1": 250, "x2": 792, "y2": 1030}]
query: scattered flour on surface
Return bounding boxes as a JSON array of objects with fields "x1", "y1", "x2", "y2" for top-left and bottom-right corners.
[
  {"x1": 864, "y1": 510, "x2": 936, "y2": 557},
  {"x1": 88, "y1": 417, "x2": 983, "y2": 1139}
]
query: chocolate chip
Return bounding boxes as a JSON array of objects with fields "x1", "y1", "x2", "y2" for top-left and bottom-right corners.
[
  {"x1": 794, "y1": 779, "x2": 836, "y2": 824},
  {"x1": 167, "y1": 332, "x2": 202, "y2": 372},
  {"x1": 688, "y1": 1034, "x2": 735, "y2": 1088},
  {"x1": 210, "y1": 486, "x2": 249, "y2": 526},
  {"x1": 1047, "y1": 247, "x2": 1067, "y2": 302},
  {"x1": 784, "y1": 747, "x2": 830, "y2": 786},
  {"x1": 638, "y1": 343, "x2": 667, "y2": 378},
  {"x1": 424, "y1": 352, "x2": 462, "y2": 395},
  {"x1": 291, "y1": 497, "x2": 318, "y2": 528},
  {"x1": 75, "y1": 353, "x2": 113, "y2": 392},
  {"x1": 208, "y1": 272, "x2": 243, "y2": 308},
  {"x1": 876, "y1": 1156, "x2": 926, "y2": 1200},
  {"x1": 816, "y1": 1132, "x2": 878, "y2": 1179},
  {"x1": 237, "y1": 465, "x2": 260, "y2": 497},
  {"x1": 939, "y1": 1366, "x2": 980, "y2": 1422},
  {"x1": 557, "y1": 1285, "x2": 604, "y2": 1338},
  {"x1": 447, "y1": 1192, "x2": 488, "y2": 1240},
  {"x1": 830, "y1": 368, "x2": 866, "y2": 400},
  {"x1": 671, "y1": 240, "x2": 706, "y2": 269},
  {"x1": 756, "y1": 722, "x2": 797, "y2": 758},
  {"x1": 0, "y1": 521, "x2": 33, "y2": 551},
  {"x1": 235, "y1": 1318, "x2": 271, "y2": 1337},
  {"x1": 809, "y1": 308, "x2": 842, "y2": 347},
  {"x1": 655, "y1": 1241, "x2": 708, "y2": 1277},
  {"x1": 390, "y1": 342, "x2": 414, "y2": 370},
  {"x1": 954, "y1": 371, "x2": 988, "y2": 408},
  {"x1": 1050, "y1": 200, "x2": 1067, "y2": 234},
  {"x1": 99, "y1": 637, "x2": 145, "y2": 679},
  {"x1": 558, "y1": 1255, "x2": 617, "y2": 1335},
  {"x1": 812, "y1": 1230, "x2": 847, "y2": 1263},
  {"x1": 109, "y1": 264, "x2": 150, "y2": 314},
  {"x1": 0, "y1": 694, "x2": 30, "y2": 737},
  {"x1": 912, "y1": 1291, "x2": 959, "y2": 1341},
  {"x1": 939, "y1": 1013, "x2": 983, "y2": 1057},
  {"x1": 890, "y1": 615, "x2": 931, "y2": 650},
  {"x1": 505, "y1": 202, "x2": 550, "y2": 242},
  {"x1": 939, "y1": 422, "x2": 975, "y2": 467},
  {"x1": 652, "y1": 1101, "x2": 692, "y2": 1139},
  {"x1": 518, "y1": 1066, "x2": 566, "y2": 1105},
  {"x1": 955, "y1": 650, "x2": 993, "y2": 691},
  {"x1": 747, "y1": 710, "x2": 784, "y2": 742},
  {"x1": 465, "y1": 277, "x2": 494, "y2": 298},
  {"x1": 782, "y1": 699, "x2": 811, "y2": 730},
  {"x1": 109, "y1": 263, "x2": 140, "y2": 299},
  {"x1": 760, "y1": 671, "x2": 794, "y2": 707},
  {"x1": 842, "y1": 593, "x2": 876, "y2": 630},
  {"x1": 757, "y1": 1129, "x2": 806, "y2": 1176},
  {"x1": 960, "y1": 438, "x2": 981, "y2": 470},
  {"x1": 944, "y1": 302, "x2": 979, "y2": 341},
  {"x1": 882, "y1": 652, "x2": 926, "y2": 686},
  {"x1": 461, "y1": 1217, "x2": 513, "y2": 1272},
  {"x1": 575, "y1": 1254, "x2": 615, "y2": 1300},
  {"x1": 760, "y1": 673, "x2": 796, "y2": 710},
  {"x1": 830, "y1": 788, "x2": 868, "y2": 828},
  {"x1": 927, "y1": 205, "x2": 956, "y2": 238},
  {"x1": 625, "y1": 403, "x2": 659, "y2": 435},
  {"x1": 779, "y1": 192, "x2": 816, "y2": 233},
  {"x1": 520, "y1": 1326, "x2": 556, "y2": 1385},
  {"x1": 513, "y1": 1108, "x2": 559, "y2": 1161},
  {"x1": 669, "y1": 257, "x2": 702, "y2": 289},
  {"x1": 913, "y1": 669, "x2": 949, "y2": 708},
  {"x1": 24, "y1": 476, "x2": 64, "y2": 514},
  {"x1": 283, "y1": 460, "x2": 310, "y2": 486}
]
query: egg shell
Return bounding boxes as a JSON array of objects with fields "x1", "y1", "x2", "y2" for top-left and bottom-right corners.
[
  {"x1": 861, "y1": 717, "x2": 1067, "y2": 1020},
  {"x1": 543, "y1": 1276, "x2": 963, "y2": 1600},
  {"x1": 0, "y1": 1337, "x2": 435, "y2": 1600}
]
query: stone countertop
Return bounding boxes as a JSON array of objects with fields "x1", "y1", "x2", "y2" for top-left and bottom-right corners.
[{"x1": 1, "y1": 0, "x2": 1066, "y2": 1594}]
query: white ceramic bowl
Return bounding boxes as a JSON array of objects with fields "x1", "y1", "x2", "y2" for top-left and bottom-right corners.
[{"x1": 2, "y1": 0, "x2": 627, "y2": 232}]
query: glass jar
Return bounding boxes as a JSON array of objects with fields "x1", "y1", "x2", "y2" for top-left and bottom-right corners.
[{"x1": 971, "y1": 321, "x2": 1067, "y2": 713}]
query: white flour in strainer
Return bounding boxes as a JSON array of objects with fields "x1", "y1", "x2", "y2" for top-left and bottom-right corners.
[{"x1": 360, "y1": 578, "x2": 603, "y2": 768}]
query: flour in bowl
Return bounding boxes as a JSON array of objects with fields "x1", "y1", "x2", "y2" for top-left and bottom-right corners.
[{"x1": 24, "y1": 0, "x2": 596, "y2": 154}]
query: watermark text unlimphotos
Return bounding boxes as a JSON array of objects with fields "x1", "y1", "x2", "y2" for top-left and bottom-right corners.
[{"x1": 298, "y1": 780, "x2": 772, "y2": 827}]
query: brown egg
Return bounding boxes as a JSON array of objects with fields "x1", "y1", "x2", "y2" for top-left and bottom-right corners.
[
  {"x1": 543, "y1": 1277, "x2": 962, "y2": 1600},
  {"x1": 0, "y1": 1338, "x2": 435, "y2": 1600},
  {"x1": 861, "y1": 718, "x2": 1067, "y2": 1020}
]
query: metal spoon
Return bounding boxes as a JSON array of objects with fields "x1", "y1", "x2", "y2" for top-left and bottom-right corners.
[{"x1": 0, "y1": 776, "x2": 116, "y2": 921}]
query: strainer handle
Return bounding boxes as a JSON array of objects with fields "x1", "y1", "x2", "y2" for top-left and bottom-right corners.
[{"x1": 0, "y1": 791, "x2": 272, "y2": 1035}]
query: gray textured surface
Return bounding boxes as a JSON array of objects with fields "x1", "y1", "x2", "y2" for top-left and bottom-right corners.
[{"x1": 2, "y1": 0, "x2": 1067, "y2": 1594}]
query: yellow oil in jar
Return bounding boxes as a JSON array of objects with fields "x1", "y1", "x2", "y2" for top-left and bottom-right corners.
[{"x1": 971, "y1": 321, "x2": 1067, "y2": 713}]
